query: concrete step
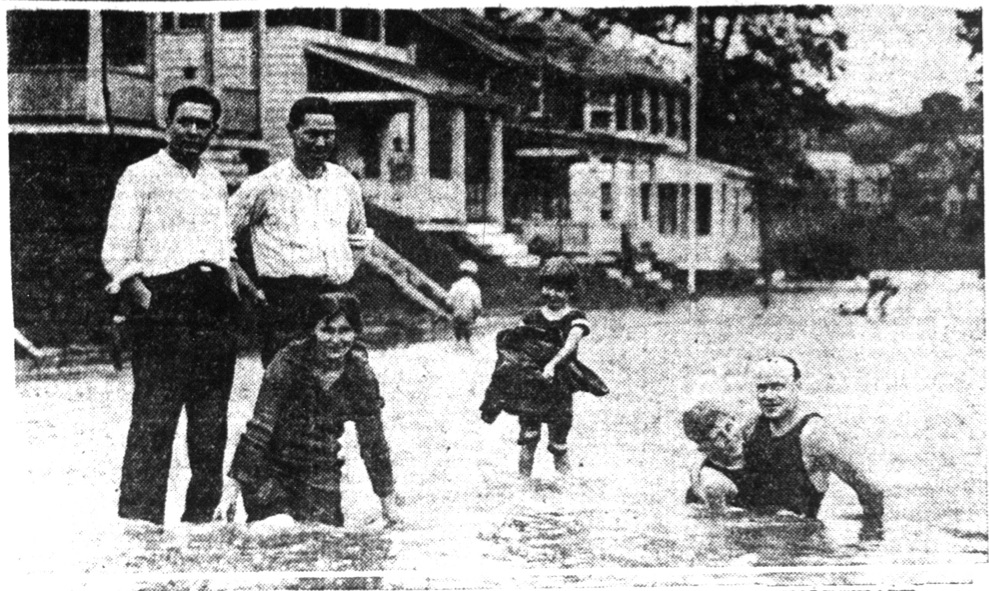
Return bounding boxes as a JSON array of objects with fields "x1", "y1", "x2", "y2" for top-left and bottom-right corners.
[{"x1": 502, "y1": 253, "x2": 542, "y2": 268}]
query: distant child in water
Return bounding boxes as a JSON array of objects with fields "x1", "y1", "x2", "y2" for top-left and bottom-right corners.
[
  {"x1": 481, "y1": 257, "x2": 608, "y2": 477},
  {"x1": 839, "y1": 275, "x2": 899, "y2": 318}
]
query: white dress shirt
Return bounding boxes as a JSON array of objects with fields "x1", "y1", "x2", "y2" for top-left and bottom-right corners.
[
  {"x1": 229, "y1": 159, "x2": 369, "y2": 284},
  {"x1": 102, "y1": 150, "x2": 233, "y2": 287}
]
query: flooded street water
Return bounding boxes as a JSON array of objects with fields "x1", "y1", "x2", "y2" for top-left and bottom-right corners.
[{"x1": 13, "y1": 271, "x2": 986, "y2": 588}]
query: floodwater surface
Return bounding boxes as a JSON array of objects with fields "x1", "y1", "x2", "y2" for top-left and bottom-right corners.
[{"x1": 13, "y1": 271, "x2": 986, "y2": 588}]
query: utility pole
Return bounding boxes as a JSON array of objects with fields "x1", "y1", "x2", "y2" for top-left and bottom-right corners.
[{"x1": 688, "y1": 5, "x2": 699, "y2": 299}]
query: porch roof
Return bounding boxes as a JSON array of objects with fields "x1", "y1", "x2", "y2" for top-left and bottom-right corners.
[{"x1": 306, "y1": 44, "x2": 512, "y2": 110}]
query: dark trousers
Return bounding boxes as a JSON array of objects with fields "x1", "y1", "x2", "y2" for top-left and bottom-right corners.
[
  {"x1": 118, "y1": 265, "x2": 238, "y2": 525},
  {"x1": 258, "y1": 276, "x2": 343, "y2": 367}
]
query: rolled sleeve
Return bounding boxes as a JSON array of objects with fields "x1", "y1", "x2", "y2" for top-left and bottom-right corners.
[{"x1": 102, "y1": 169, "x2": 144, "y2": 285}]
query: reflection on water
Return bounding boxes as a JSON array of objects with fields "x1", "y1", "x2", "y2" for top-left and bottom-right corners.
[{"x1": 15, "y1": 271, "x2": 988, "y2": 585}]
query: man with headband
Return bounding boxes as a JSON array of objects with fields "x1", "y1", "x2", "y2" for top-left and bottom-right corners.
[{"x1": 737, "y1": 356, "x2": 885, "y2": 520}]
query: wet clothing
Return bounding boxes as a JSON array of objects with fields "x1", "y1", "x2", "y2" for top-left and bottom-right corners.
[
  {"x1": 230, "y1": 337, "x2": 394, "y2": 526},
  {"x1": 480, "y1": 308, "x2": 606, "y2": 456},
  {"x1": 479, "y1": 318, "x2": 607, "y2": 423},
  {"x1": 685, "y1": 458, "x2": 749, "y2": 506},
  {"x1": 104, "y1": 149, "x2": 240, "y2": 525},
  {"x1": 737, "y1": 413, "x2": 825, "y2": 518}
]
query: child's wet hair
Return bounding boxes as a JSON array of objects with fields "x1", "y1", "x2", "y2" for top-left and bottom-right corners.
[
  {"x1": 682, "y1": 400, "x2": 734, "y2": 443},
  {"x1": 538, "y1": 256, "x2": 581, "y2": 292}
]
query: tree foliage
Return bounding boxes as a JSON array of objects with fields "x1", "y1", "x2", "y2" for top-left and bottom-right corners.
[{"x1": 956, "y1": 9, "x2": 982, "y2": 105}]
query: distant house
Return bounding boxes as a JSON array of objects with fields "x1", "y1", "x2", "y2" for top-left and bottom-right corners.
[
  {"x1": 8, "y1": 8, "x2": 760, "y2": 271},
  {"x1": 804, "y1": 151, "x2": 892, "y2": 209},
  {"x1": 890, "y1": 135, "x2": 983, "y2": 215}
]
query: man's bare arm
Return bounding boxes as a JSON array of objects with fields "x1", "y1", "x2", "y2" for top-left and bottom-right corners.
[{"x1": 804, "y1": 418, "x2": 885, "y2": 518}]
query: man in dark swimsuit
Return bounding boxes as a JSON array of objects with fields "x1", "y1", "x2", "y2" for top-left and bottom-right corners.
[
  {"x1": 737, "y1": 356, "x2": 885, "y2": 520},
  {"x1": 682, "y1": 400, "x2": 749, "y2": 512}
]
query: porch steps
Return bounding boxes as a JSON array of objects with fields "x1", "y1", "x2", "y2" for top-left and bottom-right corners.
[
  {"x1": 203, "y1": 147, "x2": 250, "y2": 188},
  {"x1": 364, "y1": 237, "x2": 453, "y2": 320},
  {"x1": 464, "y1": 223, "x2": 541, "y2": 268}
]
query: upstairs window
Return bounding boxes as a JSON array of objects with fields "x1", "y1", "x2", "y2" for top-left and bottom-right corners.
[
  {"x1": 657, "y1": 183, "x2": 678, "y2": 234},
  {"x1": 600, "y1": 182, "x2": 614, "y2": 221},
  {"x1": 631, "y1": 89, "x2": 647, "y2": 131},
  {"x1": 679, "y1": 184, "x2": 690, "y2": 235},
  {"x1": 524, "y1": 69, "x2": 544, "y2": 118},
  {"x1": 615, "y1": 89, "x2": 630, "y2": 131},
  {"x1": 696, "y1": 183, "x2": 712, "y2": 236},
  {"x1": 586, "y1": 88, "x2": 614, "y2": 130},
  {"x1": 266, "y1": 9, "x2": 336, "y2": 30},
  {"x1": 219, "y1": 11, "x2": 256, "y2": 31},
  {"x1": 161, "y1": 13, "x2": 206, "y2": 32},
  {"x1": 104, "y1": 11, "x2": 148, "y2": 68},
  {"x1": 665, "y1": 92, "x2": 679, "y2": 139},
  {"x1": 650, "y1": 89, "x2": 667, "y2": 136},
  {"x1": 340, "y1": 9, "x2": 380, "y2": 42},
  {"x1": 640, "y1": 183, "x2": 652, "y2": 220},
  {"x1": 8, "y1": 10, "x2": 88, "y2": 67}
]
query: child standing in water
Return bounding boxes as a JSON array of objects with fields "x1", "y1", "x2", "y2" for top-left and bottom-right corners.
[{"x1": 482, "y1": 257, "x2": 606, "y2": 477}]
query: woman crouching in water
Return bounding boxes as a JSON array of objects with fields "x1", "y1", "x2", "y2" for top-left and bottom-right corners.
[{"x1": 216, "y1": 293, "x2": 400, "y2": 526}]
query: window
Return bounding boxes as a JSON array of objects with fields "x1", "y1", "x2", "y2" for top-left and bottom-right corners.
[
  {"x1": 340, "y1": 9, "x2": 380, "y2": 42},
  {"x1": 658, "y1": 183, "x2": 678, "y2": 234},
  {"x1": 524, "y1": 69, "x2": 544, "y2": 118},
  {"x1": 429, "y1": 106, "x2": 452, "y2": 180},
  {"x1": 720, "y1": 183, "x2": 728, "y2": 232},
  {"x1": 266, "y1": 9, "x2": 336, "y2": 30},
  {"x1": 8, "y1": 10, "x2": 88, "y2": 67},
  {"x1": 586, "y1": 88, "x2": 614, "y2": 131},
  {"x1": 162, "y1": 13, "x2": 206, "y2": 32},
  {"x1": 631, "y1": 89, "x2": 647, "y2": 131},
  {"x1": 681, "y1": 96, "x2": 690, "y2": 140},
  {"x1": 731, "y1": 187, "x2": 742, "y2": 233},
  {"x1": 679, "y1": 184, "x2": 690, "y2": 235},
  {"x1": 104, "y1": 11, "x2": 148, "y2": 68},
  {"x1": 665, "y1": 92, "x2": 679, "y2": 139},
  {"x1": 615, "y1": 90, "x2": 630, "y2": 131},
  {"x1": 651, "y1": 90, "x2": 667, "y2": 136},
  {"x1": 846, "y1": 178, "x2": 858, "y2": 205},
  {"x1": 600, "y1": 182, "x2": 614, "y2": 221},
  {"x1": 640, "y1": 183, "x2": 652, "y2": 220},
  {"x1": 696, "y1": 183, "x2": 712, "y2": 236},
  {"x1": 219, "y1": 12, "x2": 256, "y2": 31}
]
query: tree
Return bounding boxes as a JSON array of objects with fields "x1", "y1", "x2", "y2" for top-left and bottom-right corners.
[
  {"x1": 957, "y1": 9, "x2": 982, "y2": 105},
  {"x1": 583, "y1": 6, "x2": 850, "y2": 272}
]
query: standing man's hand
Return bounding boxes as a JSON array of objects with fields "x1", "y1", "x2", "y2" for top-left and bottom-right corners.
[{"x1": 125, "y1": 277, "x2": 153, "y2": 310}]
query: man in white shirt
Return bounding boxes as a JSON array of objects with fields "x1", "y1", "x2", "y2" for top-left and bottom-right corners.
[
  {"x1": 103, "y1": 86, "x2": 240, "y2": 525},
  {"x1": 229, "y1": 97, "x2": 371, "y2": 366}
]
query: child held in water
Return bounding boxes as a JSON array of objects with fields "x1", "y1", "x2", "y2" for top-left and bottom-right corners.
[
  {"x1": 682, "y1": 400, "x2": 749, "y2": 512},
  {"x1": 481, "y1": 257, "x2": 608, "y2": 477}
]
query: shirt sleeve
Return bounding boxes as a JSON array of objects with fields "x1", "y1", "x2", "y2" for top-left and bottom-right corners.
[
  {"x1": 567, "y1": 311, "x2": 591, "y2": 336},
  {"x1": 346, "y1": 177, "x2": 369, "y2": 245},
  {"x1": 102, "y1": 167, "x2": 145, "y2": 284},
  {"x1": 353, "y1": 413, "x2": 395, "y2": 498},
  {"x1": 228, "y1": 175, "x2": 262, "y2": 252}
]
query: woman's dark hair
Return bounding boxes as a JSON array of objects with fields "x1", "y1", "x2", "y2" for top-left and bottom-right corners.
[
  {"x1": 311, "y1": 292, "x2": 363, "y2": 334},
  {"x1": 288, "y1": 96, "x2": 335, "y2": 129},
  {"x1": 167, "y1": 86, "x2": 222, "y2": 123}
]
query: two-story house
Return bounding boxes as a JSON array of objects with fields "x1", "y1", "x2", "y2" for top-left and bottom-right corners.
[{"x1": 9, "y1": 8, "x2": 761, "y2": 280}]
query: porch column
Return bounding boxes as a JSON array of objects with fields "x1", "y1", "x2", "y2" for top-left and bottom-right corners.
[
  {"x1": 487, "y1": 114, "x2": 504, "y2": 224},
  {"x1": 451, "y1": 106, "x2": 466, "y2": 221},
  {"x1": 412, "y1": 98, "x2": 430, "y2": 182},
  {"x1": 204, "y1": 14, "x2": 218, "y2": 90},
  {"x1": 85, "y1": 11, "x2": 105, "y2": 121}
]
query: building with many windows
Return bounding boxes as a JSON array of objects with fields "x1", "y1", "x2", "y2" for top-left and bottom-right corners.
[{"x1": 8, "y1": 8, "x2": 760, "y2": 274}]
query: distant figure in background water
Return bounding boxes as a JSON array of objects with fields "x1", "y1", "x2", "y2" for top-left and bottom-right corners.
[
  {"x1": 217, "y1": 293, "x2": 401, "y2": 527},
  {"x1": 839, "y1": 276, "x2": 899, "y2": 319},
  {"x1": 739, "y1": 356, "x2": 885, "y2": 521},
  {"x1": 682, "y1": 400, "x2": 748, "y2": 512},
  {"x1": 481, "y1": 257, "x2": 609, "y2": 477},
  {"x1": 102, "y1": 86, "x2": 244, "y2": 525},
  {"x1": 229, "y1": 96, "x2": 372, "y2": 367},
  {"x1": 447, "y1": 260, "x2": 483, "y2": 346}
]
